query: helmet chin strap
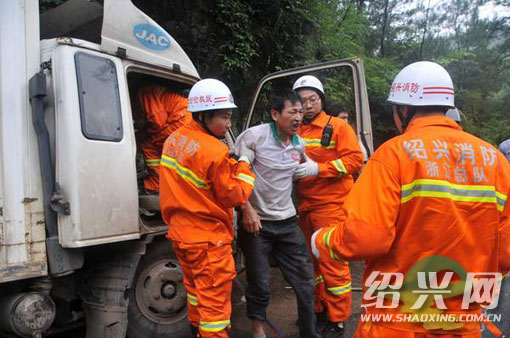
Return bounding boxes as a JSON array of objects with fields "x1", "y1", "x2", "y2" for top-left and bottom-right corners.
[
  {"x1": 397, "y1": 106, "x2": 416, "y2": 133},
  {"x1": 196, "y1": 112, "x2": 224, "y2": 139}
]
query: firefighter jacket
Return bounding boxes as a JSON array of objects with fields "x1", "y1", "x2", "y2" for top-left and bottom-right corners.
[
  {"x1": 297, "y1": 111, "x2": 364, "y2": 212},
  {"x1": 314, "y1": 115, "x2": 510, "y2": 335},
  {"x1": 138, "y1": 85, "x2": 191, "y2": 147},
  {"x1": 160, "y1": 120, "x2": 255, "y2": 246}
]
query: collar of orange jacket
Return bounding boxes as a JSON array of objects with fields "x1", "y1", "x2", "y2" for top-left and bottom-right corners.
[
  {"x1": 189, "y1": 119, "x2": 211, "y2": 134},
  {"x1": 405, "y1": 115, "x2": 462, "y2": 133},
  {"x1": 308, "y1": 111, "x2": 329, "y2": 127}
]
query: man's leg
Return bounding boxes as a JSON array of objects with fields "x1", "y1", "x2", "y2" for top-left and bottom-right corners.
[
  {"x1": 310, "y1": 206, "x2": 352, "y2": 328},
  {"x1": 174, "y1": 242, "x2": 235, "y2": 338},
  {"x1": 273, "y1": 217, "x2": 320, "y2": 338},
  {"x1": 238, "y1": 221, "x2": 274, "y2": 336}
]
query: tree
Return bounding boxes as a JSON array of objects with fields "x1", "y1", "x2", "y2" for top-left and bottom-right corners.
[{"x1": 40, "y1": 0, "x2": 510, "y2": 146}]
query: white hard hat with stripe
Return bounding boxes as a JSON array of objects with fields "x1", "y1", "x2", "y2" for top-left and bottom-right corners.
[
  {"x1": 292, "y1": 75, "x2": 325, "y2": 95},
  {"x1": 187, "y1": 78, "x2": 237, "y2": 113},
  {"x1": 387, "y1": 61, "x2": 455, "y2": 108}
]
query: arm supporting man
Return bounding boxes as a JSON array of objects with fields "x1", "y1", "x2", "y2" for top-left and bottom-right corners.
[
  {"x1": 211, "y1": 153, "x2": 255, "y2": 209},
  {"x1": 318, "y1": 122, "x2": 363, "y2": 177},
  {"x1": 312, "y1": 157, "x2": 399, "y2": 261},
  {"x1": 295, "y1": 122, "x2": 363, "y2": 179}
]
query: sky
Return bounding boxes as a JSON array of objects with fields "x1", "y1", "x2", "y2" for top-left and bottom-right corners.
[
  {"x1": 390, "y1": 0, "x2": 510, "y2": 36},
  {"x1": 478, "y1": 1, "x2": 510, "y2": 20}
]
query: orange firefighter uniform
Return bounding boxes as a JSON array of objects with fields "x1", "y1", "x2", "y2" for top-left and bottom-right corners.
[
  {"x1": 313, "y1": 116, "x2": 510, "y2": 337},
  {"x1": 138, "y1": 85, "x2": 191, "y2": 191},
  {"x1": 160, "y1": 120, "x2": 255, "y2": 337},
  {"x1": 297, "y1": 110, "x2": 364, "y2": 322}
]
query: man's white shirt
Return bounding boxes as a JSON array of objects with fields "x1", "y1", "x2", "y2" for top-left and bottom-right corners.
[{"x1": 235, "y1": 122, "x2": 305, "y2": 221}]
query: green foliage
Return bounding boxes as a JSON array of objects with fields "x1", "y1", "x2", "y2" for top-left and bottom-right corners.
[
  {"x1": 363, "y1": 57, "x2": 399, "y2": 145},
  {"x1": 362, "y1": 0, "x2": 510, "y2": 146},
  {"x1": 300, "y1": 0, "x2": 368, "y2": 61},
  {"x1": 43, "y1": 0, "x2": 508, "y2": 146},
  {"x1": 215, "y1": 0, "x2": 258, "y2": 74}
]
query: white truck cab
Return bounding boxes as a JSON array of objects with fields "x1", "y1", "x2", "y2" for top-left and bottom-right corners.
[{"x1": 0, "y1": 1, "x2": 373, "y2": 337}]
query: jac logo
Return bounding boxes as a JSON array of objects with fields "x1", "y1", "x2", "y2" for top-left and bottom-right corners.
[{"x1": 133, "y1": 24, "x2": 171, "y2": 51}]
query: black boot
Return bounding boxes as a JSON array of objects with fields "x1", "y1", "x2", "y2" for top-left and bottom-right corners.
[
  {"x1": 321, "y1": 321, "x2": 344, "y2": 338},
  {"x1": 316, "y1": 310, "x2": 328, "y2": 333},
  {"x1": 190, "y1": 324, "x2": 199, "y2": 337}
]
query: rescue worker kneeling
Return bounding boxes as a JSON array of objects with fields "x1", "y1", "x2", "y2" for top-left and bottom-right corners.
[
  {"x1": 159, "y1": 79, "x2": 256, "y2": 337},
  {"x1": 311, "y1": 62, "x2": 510, "y2": 337}
]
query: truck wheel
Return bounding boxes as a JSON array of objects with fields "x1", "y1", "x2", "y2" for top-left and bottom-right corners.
[{"x1": 127, "y1": 239, "x2": 190, "y2": 337}]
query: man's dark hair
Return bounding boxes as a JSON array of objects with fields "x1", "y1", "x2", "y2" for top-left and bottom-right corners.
[
  {"x1": 192, "y1": 109, "x2": 222, "y2": 121},
  {"x1": 325, "y1": 103, "x2": 348, "y2": 117},
  {"x1": 271, "y1": 89, "x2": 302, "y2": 113}
]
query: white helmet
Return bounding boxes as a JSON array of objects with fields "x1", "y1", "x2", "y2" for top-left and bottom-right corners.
[
  {"x1": 292, "y1": 75, "x2": 325, "y2": 96},
  {"x1": 387, "y1": 61, "x2": 454, "y2": 108},
  {"x1": 445, "y1": 108, "x2": 461, "y2": 122},
  {"x1": 499, "y1": 139, "x2": 510, "y2": 162},
  {"x1": 187, "y1": 78, "x2": 237, "y2": 113}
]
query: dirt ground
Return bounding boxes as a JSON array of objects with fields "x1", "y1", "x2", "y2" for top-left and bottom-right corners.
[{"x1": 229, "y1": 261, "x2": 364, "y2": 338}]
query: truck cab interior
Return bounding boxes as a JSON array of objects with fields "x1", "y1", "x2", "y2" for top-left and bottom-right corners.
[{"x1": 127, "y1": 71, "x2": 192, "y2": 224}]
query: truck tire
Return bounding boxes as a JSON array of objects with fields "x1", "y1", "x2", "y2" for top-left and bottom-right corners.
[{"x1": 127, "y1": 238, "x2": 190, "y2": 338}]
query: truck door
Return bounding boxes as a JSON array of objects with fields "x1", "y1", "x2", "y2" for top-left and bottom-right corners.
[
  {"x1": 242, "y1": 57, "x2": 374, "y2": 157},
  {"x1": 53, "y1": 46, "x2": 139, "y2": 248}
]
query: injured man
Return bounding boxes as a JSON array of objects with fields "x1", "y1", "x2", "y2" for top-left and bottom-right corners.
[{"x1": 235, "y1": 89, "x2": 321, "y2": 338}]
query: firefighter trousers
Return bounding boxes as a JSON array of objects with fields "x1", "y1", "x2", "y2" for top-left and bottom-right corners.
[
  {"x1": 173, "y1": 241, "x2": 236, "y2": 337},
  {"x1": 354, "y1": 321, "x2": 483, "y2": 338},
  {"x1": 299, "y1": 204, "x2": 352, "y2": 323}
]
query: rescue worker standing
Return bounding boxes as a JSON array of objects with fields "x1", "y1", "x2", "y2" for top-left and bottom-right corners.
[
  {"x1": 312, "y1": 61, "x2": 510, "y2": 337},
  {"x1": 159, "y1": 79, "x2": 256, "y2": 337},
  {"x1": 292, "y1": 75, "x2": 364, "y2": 336},
  {"x1": 138, "y1": 85, "x2": 191, "y2": 192}
]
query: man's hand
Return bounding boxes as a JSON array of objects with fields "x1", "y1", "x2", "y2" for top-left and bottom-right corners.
[
  {"x1": 241, "y1": 202, "x2": 262, "y2": 236},
  {"x1": 238, "y1": 139, "x2": 255, "y2": 165},
  {"x1": 311, "y1": 229, "x2": 321, "y2": 259},
  {"x1": 294, "y1": 153, "x2": 319, "y2": 179}
]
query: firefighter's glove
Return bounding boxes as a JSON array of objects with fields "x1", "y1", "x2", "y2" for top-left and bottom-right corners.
[
  {"x1": 311, "y1": 229, "x2": 321, "y2": 259},
  {"x1": 238, "y1": 139, "x2": 255, "y2": 165},
  {"x1": 294, "y1": 154, "x2": 319, "y2": 179}
]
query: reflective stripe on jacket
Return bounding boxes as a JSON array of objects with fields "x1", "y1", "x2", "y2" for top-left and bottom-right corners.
[
  {"x1": 160, "y1": 120, "x2": 255, "y2": 245},
  {"x1": 297, "y1": 111, "x2": 363, "y2": 211},
  {"x1": 314, "y1": 115, "x2": 510, "y2": 335}
]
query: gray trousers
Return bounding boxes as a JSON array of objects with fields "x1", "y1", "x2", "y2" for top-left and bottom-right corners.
[{"x1": 238, "y1": 216, "x2": 320, "y2": 338}]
